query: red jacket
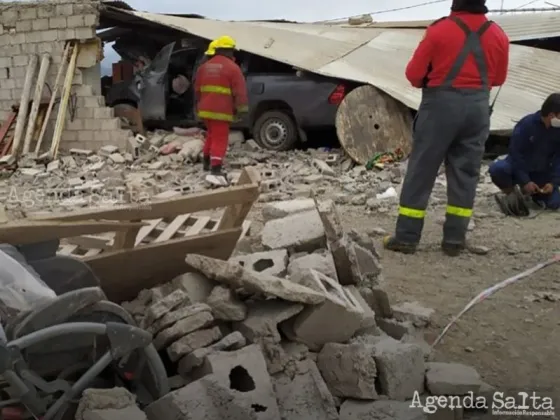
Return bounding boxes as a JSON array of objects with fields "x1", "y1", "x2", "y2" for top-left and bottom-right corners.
[
  {"x1": 194, "y1": 54, "x2": 248, "y2": 122},
  {"x1": 405, "y1": 12, "x2": 509, "y2": 89}
]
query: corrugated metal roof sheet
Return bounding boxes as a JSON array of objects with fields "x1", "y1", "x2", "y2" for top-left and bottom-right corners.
[
  {"x1": 336, "y1": 11, "x2": 560, "y2": 42},
  {"x1": 122, "y1": 9, "x2": 560, "y2": 134}
]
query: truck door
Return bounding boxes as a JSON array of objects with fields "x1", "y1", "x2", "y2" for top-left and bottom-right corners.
[{"x1": 131, "y1": 42, "x2": 175, "y2": 121}]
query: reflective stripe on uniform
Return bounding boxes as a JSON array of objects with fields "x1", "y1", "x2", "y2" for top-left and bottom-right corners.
[
  {"x1": 200, "y1": 85, "x2": 232, "y2": 94},
  {"x1": 197, "y1": 110, "x2": 234, "y2": 122},
  {"x1": 446, "y1": 205, "x2": 472, "y2": 218},
  {"x1": 398, "y1": 206, "x2": 426, "y2": 219}
]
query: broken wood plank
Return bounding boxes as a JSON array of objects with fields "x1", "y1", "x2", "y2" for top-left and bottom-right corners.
[
  {"x1": 135, "y1": 218, "x2": 163, "y2": 246},
  {"x1": 217, "y1": 167, "x2": 260, "y2": 230},
  {"x1": 83, "y1": 248, "x2": 102, "y2": 257},
  {"x1": 65, "y1": 235, "x2": 111, "y2": 250},
  {"x1": 184, "y1": 216, "x2": 211, "y2": 236},
  {"x1": 0, "y1": 220, "x2": 146, "y2": 245},
  {"x1": 85, "y1": 227, "x2": 242, "y2": 302},
  {"x1": 154, "y1": 213, "x2": 190, "y2": 243},
  {"x1": 58, "y1": 244, "x2": 78, "y2": 255}
]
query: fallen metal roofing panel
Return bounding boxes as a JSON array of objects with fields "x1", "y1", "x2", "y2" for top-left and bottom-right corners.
[
  {"x1": 336, "y1": 11, "x2": 560, "y2": 42},
  {"x1": 123, "y1": 10, "x2": 560, "y2": 133}
]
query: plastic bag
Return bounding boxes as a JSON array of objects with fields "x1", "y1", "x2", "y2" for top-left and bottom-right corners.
[{"x1": 0, "y1": 245, "x2": 56, "y2": 313}]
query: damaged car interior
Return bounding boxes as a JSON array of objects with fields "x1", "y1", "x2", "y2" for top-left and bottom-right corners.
[{"x1": 98, "y1": 6, "x2": 361, "y2": 151}]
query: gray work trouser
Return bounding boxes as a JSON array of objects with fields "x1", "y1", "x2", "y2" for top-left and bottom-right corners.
[{"x1": 395, "y1": 87, "x2": 490, "y2": 245}]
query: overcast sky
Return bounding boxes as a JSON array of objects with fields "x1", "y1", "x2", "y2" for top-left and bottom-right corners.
[{"x1": 120, "y1": 0, "x2": 553, "y2": 21}]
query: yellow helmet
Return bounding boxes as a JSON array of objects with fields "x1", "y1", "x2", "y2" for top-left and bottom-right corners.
[
  {"x1": 204, "y1": 40, "x2": 217, "y2": 56},
  {"x1": 214, "y1": 35, "x2": 236, "y2": 49}
]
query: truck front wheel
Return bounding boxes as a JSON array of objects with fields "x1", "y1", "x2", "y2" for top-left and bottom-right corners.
[{"x1": 253, "y1": 110, "x2": 298, "y2": 151}]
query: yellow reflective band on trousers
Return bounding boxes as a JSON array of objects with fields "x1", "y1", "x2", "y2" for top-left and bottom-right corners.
[
  {"x1": 398, "y1": 206, "x2": 426, "y2": 219},
  {"x1": 200, "y1": 85, "x2": 232, "y2": 94},
  {"x1": 446, "y1": 205, "x2": 473, "y2": 218},
  {"x1": 197, "y1": 110, "x2": 234, "y2": 122}
]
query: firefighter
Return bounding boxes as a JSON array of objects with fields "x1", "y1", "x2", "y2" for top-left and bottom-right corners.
[
  {"x1": 194, "y1": 35, "x2": 248, "y2": 186},
  {"x1": 383, "y1": 0, "x2": 510, "y2": 256}
]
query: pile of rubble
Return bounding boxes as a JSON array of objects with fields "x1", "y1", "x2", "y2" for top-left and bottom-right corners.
[
  {"x1": 76, "y1": 200, "x2": 490, "y2": 420},
  {"x1": 1, "y1": 129, "x2": 500, "y2": 219}
]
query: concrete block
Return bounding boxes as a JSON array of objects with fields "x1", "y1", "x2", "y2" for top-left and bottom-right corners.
[
  {"x1": 0, "y1": 89, "x2": 12, "y2": 100},
  {"x1": 38, "y1": 6, "x2": 57, "y2": 18},
  {"x1": 49, "y1": 16, "x2": 67, "y2": 29},
  {"x1": 84, "y1": 14, "x2": 99, "y2": 27},
  {"x1": 167, "y1": 326, "x2": 223, "y2": 362},
  {"x1": 359, "y1": 286, "x2": 393, "y2": 318},
  {"x1": 178, "y1": 331, "x2": 246, "y2": 376},
  {"x1": 75, "y1": 27, "x2": 96, "y2": 39},
  {"x1": 344, "y1": 285, "x2": 378, "y2": 333},
  {"x1": 56, "y1": 4, "x2": 74, "y2": 16},
  {"x1": 0, "y1": 78, "x2": 15, "y2": 90},
  {"x1": 185, "y1": 254, "x2": 326, "y2": 305},
  {"x1": 94, "y1": 107, "x2": 115, "y2": 119},
  {"x1": 83, "y1": 406, "x2": 147, "y2": 420},
  {"x1": 149, "y1": 303, "x2": 211, "y2": 335},
  {"x1": 262, "y1": 198, "x2": 316, "y2": 221},
  {"x1": 317, "y1": 341, "x2": 378, "y2": 399},
  {"x1": 15, "y1": 20, "x2": 32, "y2": 32},
  {"x1": 234, "y1": 300, "x2": 303, "y2": 344},
  {"x1": 76, "y1": 388, "x2": 136, "y2": 420},
  {"x1": 146, "y1": 373, "x2": 277, "y2": 420},
  {"x1": 340, "y1": 400, "x2": 427, "y2": 420},
  {"x1": 78, "y1": 130, "x2": 95, "y2": 142},
  {"x1": 392, "y1": 302, "x2": 434, "y2": 328},
  {"x1": 273, "y1": 359, "x2": 338, "y2": 420},
  {"x1": 261, "y1": 209, "x2": 326, "y2": 253},
  {"x1": 377, "y1": 318, "x2": 414, "y2": 340},
  {"x1": 1, "y1": 9, "x2": 17, "y2": 23},
  {"x1": 288, "y1": 252, "x2": 338, "y2": 286},
  {"x1": 171, "y1": 272, "x2": 216, "y2": 303},
  {"x1": 285, "y1": 270, "x2": 363, "y2": 350},
  {"x1": 32, "y1": 18, "x2": 50, "y2": 31},
  {"x1": 67, "y1": 15, "x2": 85, "y2": 28},
  {"x1": 41, "y1": 30, "x2": 58, "y2": 42},
  {"x1": 19, "y1": 8, "x2": 37, "y2": 20},
  {"x1": 425, "y1": 363, "x2": 482, "y2": 396},
  {"x1": 315, "y1": 199, "x2": 344, "y2": 241},
  {"x1": 371, "y1": 336, "x2": 425, "y2": 400},
  {"x1": 153, "y1": 307, "x2": 214, "y2": 350},
  {"x1": 230, "y1": 249, "x2": 289, "y2": 277},
  {"x1": 192, "y1": 344, "x2": 282, "y2": 419},
  {"x1": 207, "y1": 285, "x2": 247, "y2": 321},
  {"x1": 57, "y1": 28, "x2": 76, "y2": 41}
]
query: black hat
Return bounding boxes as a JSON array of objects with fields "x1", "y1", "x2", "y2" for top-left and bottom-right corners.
[{"x1": 451, "y1": 0, "x2": 488, "y2": 14}]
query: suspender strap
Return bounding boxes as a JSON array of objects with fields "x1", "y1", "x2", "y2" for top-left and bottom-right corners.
[{"x1": 441, "y1": 16, "x2": 493, "y2": 89}]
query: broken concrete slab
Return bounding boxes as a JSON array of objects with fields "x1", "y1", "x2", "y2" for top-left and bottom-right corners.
[
  {"x1": 339, "y1": 400, "x2": 427, "y2": 420},
  {"x1": 230, "y1": 249, "x2": 289, "y2": 277},
  {"x1": 235, "y1": 300, "x2": 304, "y2": 344},
  {"x1": 153, "y1": 309, "x2": 214, "y2": 350},
  {"x1": 262, "y1": 199, "x2": 316, "y2": 221},
  {"x1": 260, "y1": 209, "x2": 326, "y2": 253},
  {"x1": 273, "y1": 359, "x2": 339, "y2": 420},
  {"x1": 344, "y1": 285, "x2": 378, "y2": 334},
  {"x1": 425, "y1": 363, "x2": 482, "y2": 395},
  {"x1": 148, "y1": 303, "x2": 211, "y2": 335},
  {"x1": 284, "y1": 270, "x2": 363, "y2": 350},
  {"x1": 192, "y1": 344, "x2": 282, "y2": 419},
  {"x1": 317, "y1": 342, "x2": 378, "y2": 399},
  {"x1": 287, "y1": 252, "x2": 338, "y2": 284},
  {"x1": 370, "y1": 336, "x2": 425, "y2": 400},
  {"x1": 144, "y1": 289, "x2": 189, "y2": 327},
  {"x1": 376, "y1": 318, "x2": 415, "y2": 340},
  {"x1": 185, "y1": 254, "x2": 326, "y2": 305},
  {"x1": 359, "y1": 286, "x2": 393, "y2": 319},
  {"x1": 207, "y1": 286, "x2": 247, "y2": 321},
  {"x1": 178, "y1": 331, "x2": 247, "y2": 376},
  {"x1": 392, "y1": 302, "x2": 434, "y2": 328},
  {"x1": 315, "y1": 199, "x2": 344, "y2": 242},
  {"x1": 167, "y1": 326, "x2": 223, "y2": 362},
  {"x1": 172, "y1": 272, "x2": 216, "y2": 303}
]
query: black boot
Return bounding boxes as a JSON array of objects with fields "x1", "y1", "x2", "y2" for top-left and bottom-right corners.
[
  {"x1": 441, "y1": 241, "x2": 465, "y2": 257},
  {"x1": 205, "y1": 164, "x2": 229, "y2": 187},
  {"x1": 202, "y1": 155, "x2": 210, "y2": 171}
]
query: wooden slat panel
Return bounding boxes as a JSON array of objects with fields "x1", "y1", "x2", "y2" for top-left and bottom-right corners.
[
  {"x1": 66, "y1": 235, "x2": 111, "y2": 250},
  {"x1": 154, "y1": 213, "x2": 190, "y2": 243},
  {"x1": 184, "y1": 216, "x2": 211, "y2": 236},
  {"x1": 84, "y1": 248, "x2": 102, "y2": 257},
  {"x1": 58, "y1": 244, "x2": 78, "y2": 255},
  {"x1": 135, "y1": 218, "x2": 163, "y2": 246}
]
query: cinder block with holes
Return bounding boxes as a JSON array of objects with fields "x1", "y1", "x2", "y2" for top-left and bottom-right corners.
[
  {"x1": 229, "y1": 249, "x2": 289, "y2": 277},
  {"x1": 260, "y1": 179, "x2": 282, "y2": 193}
]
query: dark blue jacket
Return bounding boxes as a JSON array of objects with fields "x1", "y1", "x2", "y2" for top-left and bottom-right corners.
[{"x1": 507, "y1": 111, "x2": 560, "y2": 185}]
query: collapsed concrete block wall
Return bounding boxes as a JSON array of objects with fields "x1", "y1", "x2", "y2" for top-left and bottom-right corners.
[{"x1": 0, "y1": 0, "x2": 131, "y2": 151}]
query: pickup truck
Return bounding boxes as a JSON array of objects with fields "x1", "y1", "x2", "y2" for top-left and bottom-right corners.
[{"x1": 105, "y1": 42, "x2": 357, "y2": 151}]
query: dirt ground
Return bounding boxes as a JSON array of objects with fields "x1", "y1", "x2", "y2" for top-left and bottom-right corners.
[{"x1": 337, "y1": 199, "x2": 560, "y2": 394}]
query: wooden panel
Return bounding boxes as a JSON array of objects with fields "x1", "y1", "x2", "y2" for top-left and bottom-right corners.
[
  {"x1": 184, "y1": 216, "x2": 211, "y2": 236},
  {"x1": 155, "y1": 214, "x2": 190, "y2": 243},
  {"x1": 85, "y1": 228, "x2": 242, "y2": 302},
  {"x1": 135, "y1": 218, "x2": 163, "y2": 246}
]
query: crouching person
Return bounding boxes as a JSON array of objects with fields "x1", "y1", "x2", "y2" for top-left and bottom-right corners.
[{"x1": 489, "y1": 93, "x2": 560, "y2": 210}]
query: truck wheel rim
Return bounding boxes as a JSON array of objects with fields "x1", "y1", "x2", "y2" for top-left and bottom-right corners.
[{"x1": 262, "y1": 120, "x2": 287, "y2": 146}]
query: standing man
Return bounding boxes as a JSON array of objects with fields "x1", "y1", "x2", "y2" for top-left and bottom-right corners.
[
  {"x1": 489, "y1": 93, "x2": 560, "y2": 210},
  {"x1": 384, "y1": 0, "x2": 510, "y2": 256},
  {"x1": 194, "y1": 35, "x2": 248, "y2": 186}
]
